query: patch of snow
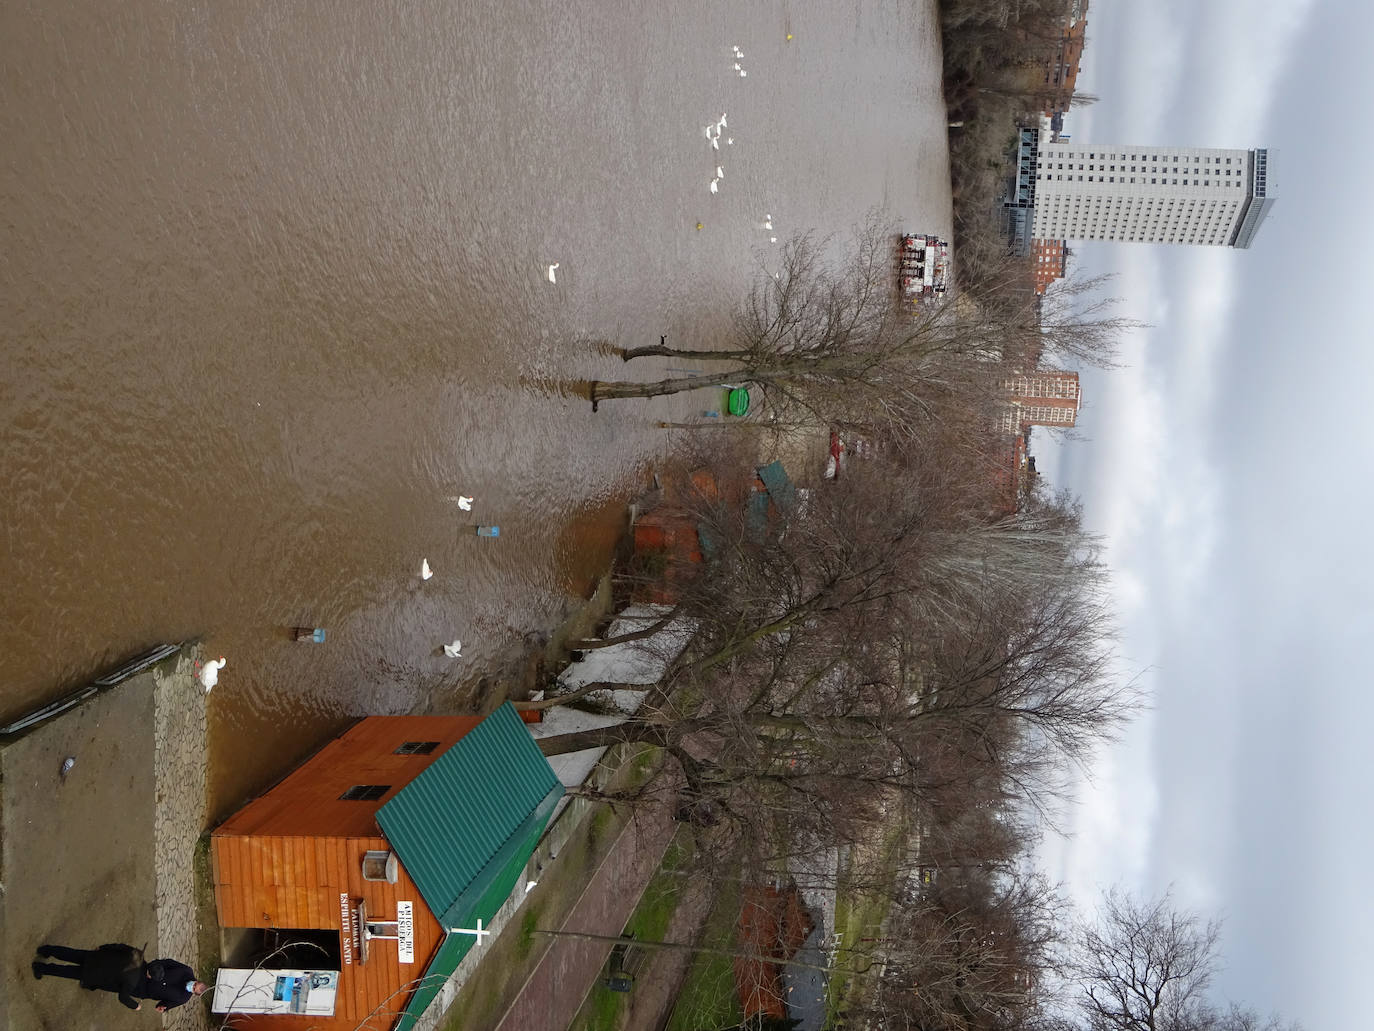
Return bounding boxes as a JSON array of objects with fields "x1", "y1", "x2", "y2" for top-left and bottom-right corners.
[{"x1": 557, "y1": 604, "x2": 695, "y2": 689}]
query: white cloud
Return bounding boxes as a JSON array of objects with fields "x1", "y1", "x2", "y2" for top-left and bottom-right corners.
[{"x1": 1185, "y1": 0, "x2": 1321, "y2": 144}]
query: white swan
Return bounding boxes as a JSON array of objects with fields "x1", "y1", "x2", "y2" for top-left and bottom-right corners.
[
  {"x1": 764, "y1": 220, "x2": 773, "y2": 230},
  {"x1": 771, "y1": 236, "x2": 777, "y2": 243},
  {"x1": 734, "y1": 63, "x2": 741, "y2": 71},
  {"x1": 443, "y1": 640, "x2": 463, "y2": 658},
  {"x1": 726, "y1": 137, "x2": 734, "y2": 145},
  {"x1": 711, "y1": 136, "x2": 719, "y2": 150},
  {"x1": 718, "y1": 113, "x2": 727, "y2": 128},
  {"x1": 421, "y1": 558, "x2": 433, "y2": 580},
  {"x1": 457, "y1": 495, "x2": 473, "y2": 511},
  {"x1": 199, "y1": 657, "x2": 226, "y2": 693},
  {"x1": 709, "y1": 179, "x2": 719, "y2": 194},
  {"x1": 739, "y1": 70, "x2": 747, "y2": 77},
  {"x1": 716, "y1": 166, "x2": 724, "y2": 178},
  {"x1": 545, "y1": 263, "x2": 559, "y2": 284}
]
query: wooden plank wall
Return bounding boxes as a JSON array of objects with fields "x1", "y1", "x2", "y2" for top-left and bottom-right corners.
[
  {"x1": 211, "y1": 832, "x2": 446, "y2": 1030},
  {"x1": 216, "y1": 715, "x2": 482, "y2": 838}
]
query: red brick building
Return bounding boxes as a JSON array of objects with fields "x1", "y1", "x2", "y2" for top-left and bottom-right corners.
[
  {"x1": 1041, "y1": 1, "x2": 1089, "y2": 117},
  {"x1": 999, "y1": 370, "x2": 1080, "y2": 433},
  {"x1": 988, "y1": 432, "x2": 1031, "y2": 517},
  {"x1": 1030, "y1": 238, "x2": 1069, "y2": 294}
]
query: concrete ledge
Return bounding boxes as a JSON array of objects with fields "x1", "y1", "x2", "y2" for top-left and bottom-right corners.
[{"x1": 0, "y1": 650, "x2": 208, "y2": 1031}]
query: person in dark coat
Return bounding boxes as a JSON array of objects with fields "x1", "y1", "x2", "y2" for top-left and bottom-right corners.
[
  {"x1": 142, "y1": 957, "x2": 208, "y2": 1011},
  {"x1": 32, "y1": 943, "x2": 209, "y2": 1011}
]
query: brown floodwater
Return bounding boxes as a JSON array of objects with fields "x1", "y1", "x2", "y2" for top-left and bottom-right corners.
[{"x1": 0, "y1": 0, "x2": 950, "y2": 815}]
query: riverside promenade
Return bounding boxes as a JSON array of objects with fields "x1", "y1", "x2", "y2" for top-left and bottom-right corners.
[{"x1": 0, "y1": 649, "x2": 208, "y2": 1031}]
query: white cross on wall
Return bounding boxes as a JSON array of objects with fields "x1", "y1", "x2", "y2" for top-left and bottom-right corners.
[{"x1": 450, "y1": 919, "x2": 491, "y2": 946}]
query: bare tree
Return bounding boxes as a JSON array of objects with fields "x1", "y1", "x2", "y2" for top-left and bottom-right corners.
[
  {"x1": 534, "y1": 451, "x2": 1134, "y2": 846},
  {"x1": 846, "y1": 870, "x2": 1064, "y2": 1031},
  {"x1": 585, "y1": 220, "x2": 1131, "y2": 441},
  {"x1": 1066, "y1": 890, "x2": 1302, "y2": 1031}
]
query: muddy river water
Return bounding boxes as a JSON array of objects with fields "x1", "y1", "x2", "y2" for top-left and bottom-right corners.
[{"x1": 1, "y1": 0, "x2": 950, "y2": 813}]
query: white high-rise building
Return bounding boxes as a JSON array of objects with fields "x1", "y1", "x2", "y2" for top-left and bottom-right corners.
[{"x1": 1027, "y1": 136, "x2": 1274, "y2": 248}]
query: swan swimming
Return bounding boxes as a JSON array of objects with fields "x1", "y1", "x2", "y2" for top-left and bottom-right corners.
[
  {"x1": 709, "y1": 179, "x2": 719, "y2": 194},
  {"x1": 198, "y1": 657, "x2": 226, "y2": 693},
  {"x1": 443, "y1": 640, "x2": 463, "y2": 658},
  {"x1": 457, "y1": 495, "x2": 473, "y2": 511},
  {"x1": 764, "y1": 220, "x2": 773, "y2": 230},
  {"x1": 716, "y1": 166, "x2": 724, "y2": 178},
  {"x1": 421, "y1": 558, "x2": 434, "y2": 580},
  {"x1": 545, "y1": 262, "x2": 559, "y2": 283}
]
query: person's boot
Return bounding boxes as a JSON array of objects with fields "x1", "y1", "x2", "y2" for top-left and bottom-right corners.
[
  {"x1": 36, "y1": 945, "x2": 54, "y2": 958},
  {"x1": 31, "y1": 961, "x2": 43, "y2": 980}
]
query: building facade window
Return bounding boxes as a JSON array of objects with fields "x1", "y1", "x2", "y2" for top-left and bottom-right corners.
[
  {"x1": 394, "y1": 741, "x2": 440, "y2": 755},
  {"x1": 340, "y1": 784, "x2": 390, "y2": 801}
]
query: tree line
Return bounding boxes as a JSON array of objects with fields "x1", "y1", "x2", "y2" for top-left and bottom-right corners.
[{"x1": 521, "y1": 220, "x2": 1299, "y2": 1031}]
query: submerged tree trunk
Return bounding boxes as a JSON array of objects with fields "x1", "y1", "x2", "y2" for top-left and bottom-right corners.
[
  {"x1": 569, "y1": 607, "x2": 683, "y2": 650},
  {"x1": 512, "y1": 681, "x2": 628, "y2": 712},
  {"x1": 588, "y1": 370, "x2": 749, "y2": 409},
  {"x1": 620, "y1": 342, "x2": 757, "y2": 362}
]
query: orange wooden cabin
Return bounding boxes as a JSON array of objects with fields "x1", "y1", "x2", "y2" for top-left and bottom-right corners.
[{"x1": 210, "y1": 705, "x2": 563, "y2": 1030}]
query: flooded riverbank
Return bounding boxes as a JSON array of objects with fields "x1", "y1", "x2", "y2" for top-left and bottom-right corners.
[{"x1": 1, "y1": 0, "x2": 951, "y2": 814}]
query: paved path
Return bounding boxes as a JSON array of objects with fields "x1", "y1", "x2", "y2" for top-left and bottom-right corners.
[
  {"x1": 493, "y1": 806, "x2": 677, "y2": 1031},
  {"x1": 620, "y1": 863, "x2": 717, "y2": 1031}
]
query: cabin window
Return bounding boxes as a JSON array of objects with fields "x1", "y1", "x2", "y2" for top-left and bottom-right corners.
[
  {"x1": 339, "y1": 784, "x2": 390, "y2": 801},
  {"x1": 362, "y1": 850, "x2": 400, "y2": 883},
  {"x1": 394, "y1": 741, "x2": 440, "y2": 755}
]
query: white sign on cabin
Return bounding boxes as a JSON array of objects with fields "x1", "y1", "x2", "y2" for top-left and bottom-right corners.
[
  {"x1": 339, "y1": 893, "x2": 353, "y2": 965},
  {"x1": 397, "y1": 901, "x2": 415, "y2": 964}
]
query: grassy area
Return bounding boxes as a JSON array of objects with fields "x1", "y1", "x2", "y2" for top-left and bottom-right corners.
[
  {"x1": 823, "y1": 808, "x2": 913, "y2": 1023},
  {"x1": 571, "y1": 829, "x2": 693, "y2": 1031},
  {"x1": 664, "y1": 876, "x2": 743, "y2": 1031}
]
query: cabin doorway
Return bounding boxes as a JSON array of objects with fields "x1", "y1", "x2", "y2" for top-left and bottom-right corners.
[{"x1": 222, "y1": 927, "x2": 343, "y2": 971}]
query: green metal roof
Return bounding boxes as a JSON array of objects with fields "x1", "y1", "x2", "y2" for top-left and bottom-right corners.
[
  {"x1": 755, "y1": 460, "x2": 798, "y2": 515},
  {"x1": 376, "y1": 702, "x2": 563, "y2": 1031}
]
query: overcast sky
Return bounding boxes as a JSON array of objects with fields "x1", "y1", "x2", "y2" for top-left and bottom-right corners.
[{"x1": 1031, "y1": 1, "x2": 1368, "y2": 1027}]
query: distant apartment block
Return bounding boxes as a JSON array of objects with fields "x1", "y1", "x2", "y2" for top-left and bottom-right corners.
[
  {"x1": 1039, "y1": 0, "x2": 1089, "y2": 118},
  {"x1": 1029, "y1": 135, "x2": 1275, "y2": 247},
  {"x1": 1030, "y1": 238, "x2": 1069, "y2": 294},
  {"x1": 988, "y1": 432, "x2": 1031, "y2": 518},
  {"x1": 999, "y1": 370, "x2": 1080, "y2": 433}
]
